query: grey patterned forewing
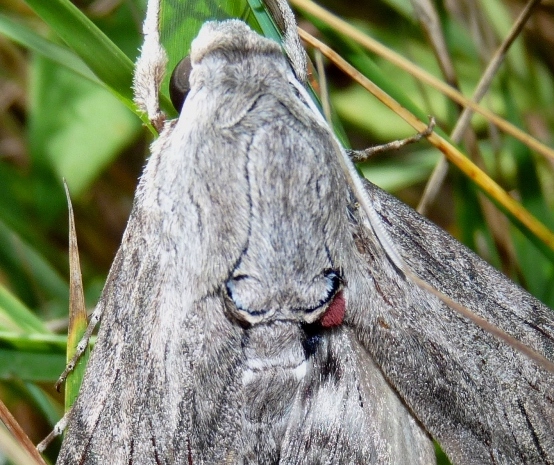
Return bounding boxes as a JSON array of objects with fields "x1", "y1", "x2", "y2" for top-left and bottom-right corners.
[
  {"x1": 279, "y1": 329, "x2": 436, "y2": 464},
  {"x1": 348, "y1": 180, "x2": 554, "y2": 464},
  {"x1": 55, "y1": 121, "x2": 248, "y2": 462}
]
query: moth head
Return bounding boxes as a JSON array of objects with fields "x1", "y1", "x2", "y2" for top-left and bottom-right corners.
[
  {"x1": 190, "y1": 20, "x2": 283, "y2": 65},
  {"x1": 170, "y1": 21, "x2": 290, "y2": 115}
]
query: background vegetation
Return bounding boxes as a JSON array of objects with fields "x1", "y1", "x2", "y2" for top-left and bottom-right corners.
[{"x1": 0, "y1": 0, "x2": 552, "y2": 463}]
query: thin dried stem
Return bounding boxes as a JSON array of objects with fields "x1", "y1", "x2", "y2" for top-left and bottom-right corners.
[
  {"x1": 314, "y1": 50, "x2": 332, "y2": 123},
  {"x1": 298, "y1": 28, "x2": 554, "y2": 252},
  {"x1": 0, "y1": 398, "x2": 47, "y2": 465},
  {"x1": 417, "y1": 0, "x2": 543, "y2": 214},
  {"x1": 410, "y1": 0, "x2": 459, "y2": 88},
  {"x1": 290, "y1": 0, "x2": 554, "y2": 163}
]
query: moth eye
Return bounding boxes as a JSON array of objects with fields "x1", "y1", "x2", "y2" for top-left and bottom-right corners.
[{"x1": 169, "y1": 55, "x2": 192, "y2": 113}]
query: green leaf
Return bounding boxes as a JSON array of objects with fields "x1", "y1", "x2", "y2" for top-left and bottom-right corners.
[
  {"x1": 0, "y1": 13, "x2": 99, "y2": 86},
  {"x1": 0, "y1": 351, "x2": 66, "y2": 382},
  {"x1": 0, "y1": 287, "x2": 48, "y2": 334},
  {"x1": 0, "y1": 332, "x2": 67, "y2": 381},
  {"x1": 23, "y1": 0, "x2": 140, "y2": 118},
  {"x1": 28, "y1": 55, "x2": 142, "y2": 196},
  {"x1": 0, "y1": 219, "x2": 68, "y2": 315}
]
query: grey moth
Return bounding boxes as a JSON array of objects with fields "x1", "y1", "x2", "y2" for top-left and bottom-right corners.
[{"x1": 51, "y1": 1, "x2": 554, "y2": 464}]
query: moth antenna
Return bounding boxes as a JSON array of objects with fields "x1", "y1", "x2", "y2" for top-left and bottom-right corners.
[
  {"x1": 133, "y1": 0, "x2": 167, "y2": 131},
  {"x1": 264, "y1": 0, "x2": 308, "y2": 83},
  {"x1": 287, "y1": 23, "x2": 554, "y2": 372}
]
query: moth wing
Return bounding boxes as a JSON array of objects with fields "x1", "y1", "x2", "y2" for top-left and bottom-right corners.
[
  {"x1": 55, "y1": 118, "x2": 248, "y2": 464},
  {"x1": 55, "y1": 213, "x2": 190, "y2": 464},
  {"x1": 348, "y1": 180, "x2": 554, "y2": 464},
  {"x1": 280, "y1": 329, "x2": 436, "y2": 465}
]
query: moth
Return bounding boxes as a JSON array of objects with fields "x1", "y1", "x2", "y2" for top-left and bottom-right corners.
[{"x1": 51, "y1": 0, "x2": 554, "y2": 464}]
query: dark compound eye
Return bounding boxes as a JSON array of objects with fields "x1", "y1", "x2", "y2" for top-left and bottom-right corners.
[{"x1": 169, "y1": 55, "x2": 192, "y2": 113}]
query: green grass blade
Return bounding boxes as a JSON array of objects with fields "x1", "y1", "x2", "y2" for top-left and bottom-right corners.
[
  {"x1": 0, "y1": 13, "x2": 100, "y2": 86},
  {"x1": 0, "y1": 332, "x2": 67, "y2": 382},
  {"x1": 63, "y1": 185, "x2": 90, "y2": 410},
  {"x1": 0, "y1": 287, "x2": 48, "y2": 334},
  {"x1": 22, "y1": 0, "x2": 139, "y2": 117}
]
